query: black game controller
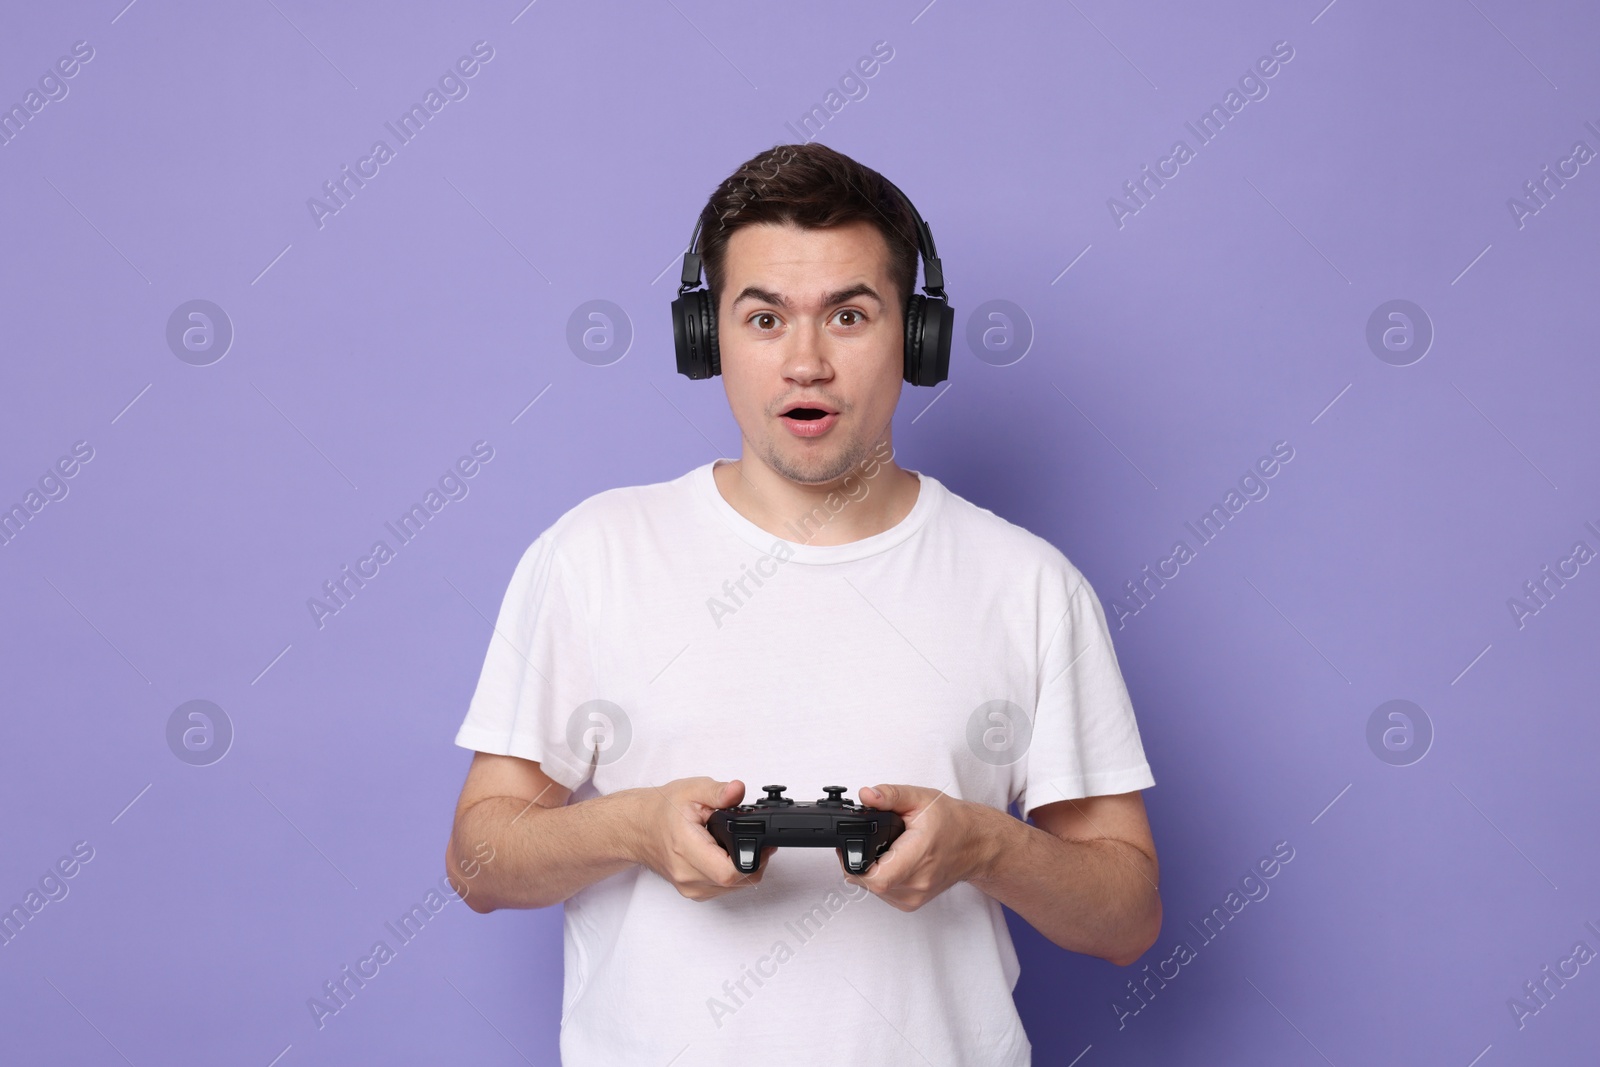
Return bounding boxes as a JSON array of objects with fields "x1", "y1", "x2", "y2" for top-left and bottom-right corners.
[{"x1": 707, "y1": 785, "x2": 906, "y2": 875}]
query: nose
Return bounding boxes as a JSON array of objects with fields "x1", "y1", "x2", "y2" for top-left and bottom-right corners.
[{"x1": 781, "y1": 318, "x2": 833, "y2": 386}]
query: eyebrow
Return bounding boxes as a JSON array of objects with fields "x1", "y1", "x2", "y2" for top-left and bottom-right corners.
[{"x1": 730, "y1": 283, "x2": 885, "y2": 312}]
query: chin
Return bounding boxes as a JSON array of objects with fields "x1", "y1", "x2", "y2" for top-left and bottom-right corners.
[{"x1": 765, "y1": 438, "x2": 859, "y2": 485}]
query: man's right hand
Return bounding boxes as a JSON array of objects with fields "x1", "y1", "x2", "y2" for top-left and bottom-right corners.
[{"x1": 631, "y1": 777, "x2": 770, "y2": 901}]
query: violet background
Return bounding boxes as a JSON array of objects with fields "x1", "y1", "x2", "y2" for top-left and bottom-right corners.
[{"x1": 2, "y1": 1, "x2": 1598, "y2": 1064}]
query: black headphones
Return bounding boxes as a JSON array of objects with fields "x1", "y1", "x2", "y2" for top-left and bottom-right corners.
[{"x1": 670, "y1": 176, "x2": 953, "y2": 386}]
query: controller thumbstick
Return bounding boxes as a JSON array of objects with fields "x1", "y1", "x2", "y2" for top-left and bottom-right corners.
[
  {"x1": 761, "y1": 785, "x2": 788, "y2": 801},
  {"x1": 822, "y1": 786, "x2": 847, "y2": 802}
]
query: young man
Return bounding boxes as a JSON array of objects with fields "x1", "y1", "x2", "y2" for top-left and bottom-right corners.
[{"x1": 446, "y1": 143, "x2": 1159, "y2": 1065}]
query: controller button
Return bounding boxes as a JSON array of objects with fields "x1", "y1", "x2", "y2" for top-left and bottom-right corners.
[{"x1": 844, "y1": 840, "x2": 865, "y2": 869}]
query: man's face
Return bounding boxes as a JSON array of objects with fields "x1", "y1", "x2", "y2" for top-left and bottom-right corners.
[{"x1": 717, "y1": 220, "x2": 903, "y2": 486}]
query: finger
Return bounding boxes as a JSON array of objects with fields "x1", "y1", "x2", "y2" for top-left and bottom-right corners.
[
  {"x1": 685, "y1": 881, "x2": 744, "y2": 901},
  {"x1": 680, "y1": 780, "x2": 746, "y2": 830},
  {"x1": 722, "y1": 846, "x2": 779, "y2": 887},
  {"x1": 650, "y1": 781, "x2": 720, "y2": 835},
  {"x1": 839, "y1": 845, "x2": 885, "y2": 884},
  {"x1": 862, "y1": 783, "x2": 927, "y2": 813},
  {"x1": 684, "y1": 832, "x2": 743, "y2": 873},
  {"x1": 681, "y1": 856, "x2": 744, "y2": 892},
  {"x1": 688, "y1": 834, "x2": 769, "y2": 887},
  {"x1": 863, "y1": 838, "x2": 911, "y2": 886},
  {"x1": 845, "y1": 867, "x2": 893, "y2": 898},
  {"x1": 685, "y1": 776, "x2": 742, "y2": 809}
]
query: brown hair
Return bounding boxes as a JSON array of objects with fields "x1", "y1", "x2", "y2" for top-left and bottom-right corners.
[{"x1": 693, "y1": 142, "x2": 921, "y2": 322}]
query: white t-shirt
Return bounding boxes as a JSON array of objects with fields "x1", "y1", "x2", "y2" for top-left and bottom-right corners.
[{"x1": 455, "y1": 459, "x2": 1155, "y2": 1066}]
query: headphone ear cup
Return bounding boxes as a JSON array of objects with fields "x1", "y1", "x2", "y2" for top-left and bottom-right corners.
[
  {"x1": 903, "y1": 294, "x2": 925, "y2": 384},
  {"x1": 903, "y1": 294, "x2": 953, "y2": 387},
  {"x1": 672, "y1": 290, "x2": 721, "y2": 379},
  {"x1": 923, "y1": 297, "x2": 952, "y2": 385},
  {"x1": 704, "y1": 292, "x2": 721, "y2": 377}
]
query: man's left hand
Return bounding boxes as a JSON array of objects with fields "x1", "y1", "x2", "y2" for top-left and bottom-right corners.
[{"x1": 844, "y1": 783, "x2": 999, "y2": 911}]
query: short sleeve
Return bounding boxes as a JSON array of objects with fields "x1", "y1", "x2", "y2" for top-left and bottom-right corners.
[
  {"x1": 453, "y1": 532, "x2": 595, "y2": 791},
  {"x1": 1018, "y1": 574, "x2": 1155, "y2": 817}
]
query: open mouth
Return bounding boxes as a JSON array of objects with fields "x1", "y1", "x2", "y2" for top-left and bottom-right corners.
[{"x1": 778, "y1": 403, "x2": 840, "y2": 437}]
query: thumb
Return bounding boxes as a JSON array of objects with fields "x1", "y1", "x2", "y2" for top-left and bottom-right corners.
[
  {"x1": 680, "y1": 776, "x2": 741, "y2": 809},
  {"x1": 861, "y1": 783, "x2": 907, "y2": 811}
]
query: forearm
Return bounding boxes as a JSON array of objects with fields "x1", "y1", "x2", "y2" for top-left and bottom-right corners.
[
  {"x1": 967, "y1": 805, "x2": 1161, "y2": 966},
  {"x1": 449, "y1": 790, "x2": 644, "y2": 912}
]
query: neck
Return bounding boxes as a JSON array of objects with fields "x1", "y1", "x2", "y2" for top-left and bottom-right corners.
[{"x1": 712, "y1": 445, "x2": 920, "y2": 547}]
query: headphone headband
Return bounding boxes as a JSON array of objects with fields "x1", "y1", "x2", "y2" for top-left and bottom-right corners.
[{"x1": 677, "y1": 177, "x2": 943, "y2": 299}]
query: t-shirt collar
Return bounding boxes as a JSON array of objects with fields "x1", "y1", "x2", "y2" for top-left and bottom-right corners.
[{"x1": 694, "y1": 458, "x2": 942, "y2": 564}]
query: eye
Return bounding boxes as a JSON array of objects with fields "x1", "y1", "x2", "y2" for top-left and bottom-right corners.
[
  {"x1": 834, "y1": 308, "x2": 866, "y2": 327},
  {"x1": 749, "y1": 312, "x2": 781, "y2": 331}
]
